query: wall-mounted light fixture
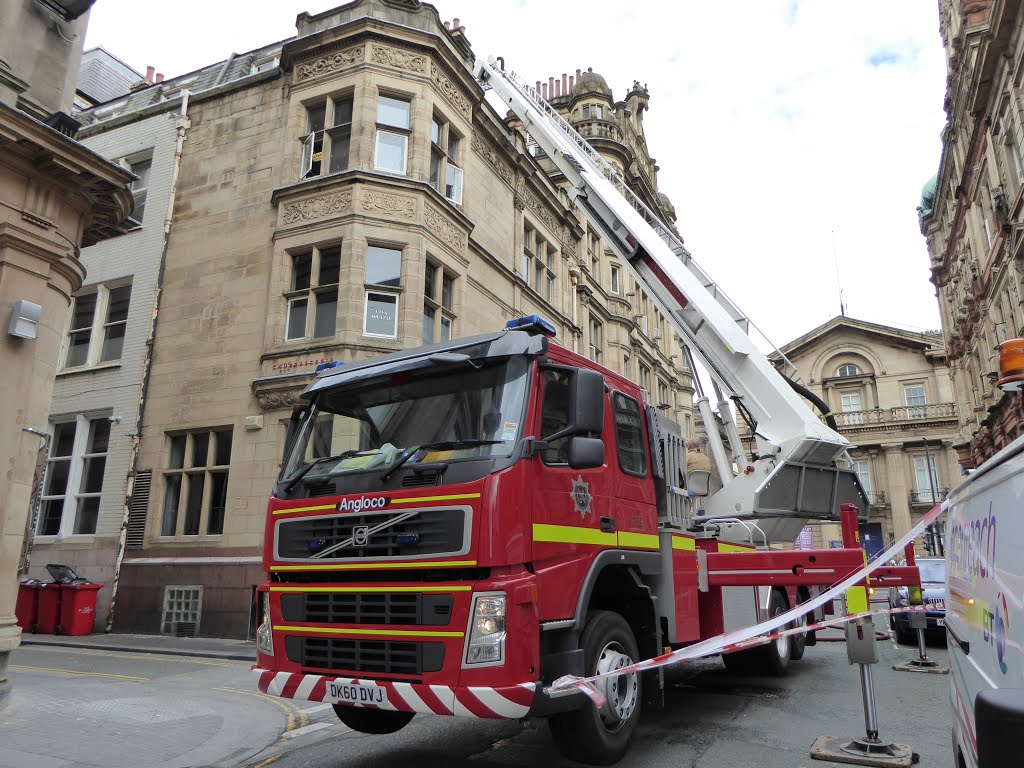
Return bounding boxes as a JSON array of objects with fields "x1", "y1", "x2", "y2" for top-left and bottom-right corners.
[{"x1": 8, "y1": 300, "x2": 41, "y2": 339}]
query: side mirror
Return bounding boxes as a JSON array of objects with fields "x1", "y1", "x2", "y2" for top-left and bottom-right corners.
[
  {"x1": 568, "y1": 436, "x2": 604, "y2": 469},
  {"x1": 571, "y1": 368, "x2": 605, "y2": 436},
  {"x1": 977, "y1": 689, "x2": 1024, "y2": 768}
]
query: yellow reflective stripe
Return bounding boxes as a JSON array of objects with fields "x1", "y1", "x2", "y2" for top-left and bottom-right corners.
[
  {"x1": 617, "y1": 531, "x2": 659, "y2": 550},
  {"x1": 846, "y1": 586, "x2": 869, "y2": 615},
  {"x1": 672, "y1": 536, "x2": 696, "y2": 551},
  {"x1": 270, "y1": 560, "x2": 477, "y2": 572},
  {"x1": 270, "y1": 585, "x2": 471, "y2": 593},
  {"x1": 391, "y1": 493, "x2": 481, "y2": 505},
  {"x1": 273, "y1": 503, "x2": 336, "y2": 516},
  {"x1": 717, "y1": 543, "x2": 753, "y2": 553},
  {"x1": 273, "y1": 625, "x2": 464, "y2": 638},
  {"x1": 533, "y1": 523, "x2": 616, "y2": 546}
]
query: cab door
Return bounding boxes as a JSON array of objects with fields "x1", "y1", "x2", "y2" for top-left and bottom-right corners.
[{"x1": 530, "y1": 366, "x2": 614, "y2": 620}]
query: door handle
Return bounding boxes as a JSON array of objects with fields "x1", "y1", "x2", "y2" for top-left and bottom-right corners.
[{"x1": 600, "y1": 517, "x2": 616, "y2": 533}]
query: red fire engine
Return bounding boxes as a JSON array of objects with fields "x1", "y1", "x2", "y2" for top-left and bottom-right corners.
[{"x1": 252, "y1": 57, "x2": 922, "y2": 764}]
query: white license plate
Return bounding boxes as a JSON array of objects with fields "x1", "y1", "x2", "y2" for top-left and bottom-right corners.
[
  {"x1": 936, "y1": 618, "x2": 945, "y2": 627},
  {"x1": 328, "y1": 681, "x2": 386, "y2": 706}
]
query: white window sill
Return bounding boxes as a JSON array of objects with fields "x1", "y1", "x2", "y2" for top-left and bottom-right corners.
[{"x1": 57, "y1": 362, "x2": 122, "y2": 377}]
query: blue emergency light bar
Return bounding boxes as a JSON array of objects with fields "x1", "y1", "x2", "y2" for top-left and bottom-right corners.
[
  {"x1": 504, "y1": 314, "x2": 556, "y2": 337},
  {"x1": 315, "y1": 360, "x2": 345, "y2": 373}
]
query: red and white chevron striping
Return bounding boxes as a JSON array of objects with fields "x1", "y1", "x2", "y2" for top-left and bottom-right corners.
[{"x1": 254, "y1": 668, "x2": 536, "y2": 719}]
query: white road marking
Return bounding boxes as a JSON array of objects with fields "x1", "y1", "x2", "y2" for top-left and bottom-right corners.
[
  {"x1": 300, "y1": 703, "x2": 333, "y2": 714},
  {"x1": 281, "y1": 721, "x2": 335, "y2": 739}
]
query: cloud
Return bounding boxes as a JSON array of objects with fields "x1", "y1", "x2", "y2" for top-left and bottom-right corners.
[{"x1": 84, "y1": 0, "x2": 947, "y2": 345}]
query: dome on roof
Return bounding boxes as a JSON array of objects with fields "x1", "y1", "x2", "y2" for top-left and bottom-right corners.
[
  {"x1": 574, "y1": 68, "x2": 612, "y2": 98},
  {"x1": 919, "y1": 174, "x2": 937, "y2": 220}
]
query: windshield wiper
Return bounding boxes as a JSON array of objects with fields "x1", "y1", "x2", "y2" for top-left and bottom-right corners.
[
  {"x1": 282, "y1": 449, "x2": 383, "y2": 495},
  {"x1": 380, "y1": 439, "x2": 505, "y2": 482}
]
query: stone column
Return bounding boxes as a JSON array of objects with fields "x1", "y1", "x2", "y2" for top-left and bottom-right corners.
[{"x1": 883, "y1": 442, "x2": 913, "y2": 541}]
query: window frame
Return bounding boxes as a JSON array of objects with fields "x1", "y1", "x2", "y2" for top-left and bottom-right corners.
[
  {"x1": 611, "y1": 390, "x2": 647, "y2": 477},
  {"x1": 283, "y1": 244, "x2": 341, "y2": 342},
  {"x1": 430, "y1": 114, "x2": 464, "y2": 205},
  {"x1": 301, "y1": 95, "x2": 354, "y2": 180},
  {"x1": 374, "y1": 93, "x2": 411, "y2": 175},
  {"x1": 904, "y1": 383, "x2": 927, "y2": 419},
  {"x1": 363, "y1": 244, "x2": 403, "y2": 339},
  {"x1": 159, "y1": 428, "x2": 233, "y2": 539},
  {"x1": 610, "y1": 264, "x2": 620, "y2": 295},
  {"x1": 422, "y1": 258, "x2": 457, "y2": 344},
  {"x1": 62, "y1": 281, "x2": 133, "y2": 370},
  {"x1": 36, "y1": 415, "x2": 111, "y2": 539},
  {"x1": 127, "y1": 156, "x2": 151, "y2": 226},
  {"x1": 522, "y1": 220, "x2": 556, "y2": 303},
  {"x1": 836, "y1": 364, "x2": 860, "y2": 377},
  {"x1": 588, "y1": 315, "x2": 604, "y2": 364}
]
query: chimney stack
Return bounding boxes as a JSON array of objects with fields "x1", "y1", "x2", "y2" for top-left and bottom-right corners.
[
  {"x1": 145, "y1": 65, "x2": 155, "y2": 83},
  {"x1": 561, "y1": 73, "x2": 568, "y2": 95},
  {"x1": 443, "y1": 20, "x2": 450, "y2": 29},
  {"x1": 155, "y1": 73, "x2": 164, "y2": 83}
]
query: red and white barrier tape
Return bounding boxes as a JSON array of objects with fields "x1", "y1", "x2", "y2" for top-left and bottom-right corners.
[{"x1": 549, "y1": 501, "x2": 947, "y2": 701}]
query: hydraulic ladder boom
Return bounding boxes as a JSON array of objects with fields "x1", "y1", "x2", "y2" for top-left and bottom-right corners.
[{"x1": 474, "y1": 57, "x2": 865, "y2": 541}]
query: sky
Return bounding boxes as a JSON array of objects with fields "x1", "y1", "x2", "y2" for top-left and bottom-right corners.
[{"x1": 83, "y1": 0, "x2": 948, "y2": 349}]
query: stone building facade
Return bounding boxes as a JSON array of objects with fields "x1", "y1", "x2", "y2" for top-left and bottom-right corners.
[
  {"x1": 776, "y1": 318, "x2": 960, "y2": 556},
  {"x1": 69, "y1": 0, "x2": 693, "y2": 637},
  {"x1": 920, "y1": 0, "x2": 1024, "y2": 468},
  {"x1": 23, "y1": 100, "x2": 191, "y2": 630},
  {"x1": 0, "y1": 0, "x2": 132, "y2": 704}
]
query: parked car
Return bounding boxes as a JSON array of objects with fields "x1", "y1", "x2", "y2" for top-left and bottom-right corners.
[{"x1": 888, "y1": 557, "x2": 946, "y2": 644}]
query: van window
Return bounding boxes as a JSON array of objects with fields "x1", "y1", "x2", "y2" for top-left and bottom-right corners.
[{"x1": 612, "y1": 391, "x2": 646, "y2": 476}]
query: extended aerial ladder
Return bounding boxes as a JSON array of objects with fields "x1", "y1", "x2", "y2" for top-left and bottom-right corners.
[{"x1": 474, "y1": 57, "x2": 865, "y2": 542}]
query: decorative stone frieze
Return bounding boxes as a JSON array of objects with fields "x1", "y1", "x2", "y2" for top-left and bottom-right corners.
[
  {"x1": 431, "y1": 63, "x2": 471, "y2": 118},
  {"x1": 515, "y1": 179, "x2": 559, "y2": 237},
  {"x1": 370, "y1": 44, "x2": 427, "y2": 73},
  {"x1": 471, "y1": 133, "x2": 513, "y2": 187},
  {"x1": 295, "y1": 46, "x2": 365, "y2": 82},
  {"x1": 281, "y1": 192, "x2": 353, "y2": 224},
  {"x1": 255, "y1": 388, "x2": 305, "y2": 411},
  {"x1": 424, "y1": 205, "x2": 465, "y2": 251},
  {"x1": 361, "y1": 190, "x2": 416, "y2": 219}
]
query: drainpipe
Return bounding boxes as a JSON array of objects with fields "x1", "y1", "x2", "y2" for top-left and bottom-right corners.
[
  {"x1": 106, "y1": 91, "x2": 190, "y2": 632},
  {"x1": 569, "y1": 264, "x2": 581, "y2": 353}
]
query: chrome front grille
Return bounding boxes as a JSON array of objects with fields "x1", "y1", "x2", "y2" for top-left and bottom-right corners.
[{"x1": 275, "y1": 507, "x2": 468, "y2": 561}]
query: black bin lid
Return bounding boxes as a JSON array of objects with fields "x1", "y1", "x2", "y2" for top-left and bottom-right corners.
[{"x1": 46, "y1": 563, "x2": 83, "y2": 583}]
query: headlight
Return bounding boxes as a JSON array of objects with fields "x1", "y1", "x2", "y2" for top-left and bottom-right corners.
[
  {"x1": 464, "y1": 593, "x2": 506, "y2": 666},
  {"x1": 256, "y1": 592, "x2": 273, "y2": 655}
]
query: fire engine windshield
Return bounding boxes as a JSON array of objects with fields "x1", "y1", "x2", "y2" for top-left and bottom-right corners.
[{"x1": 279, "y1": 356, "x2": 530, "y2": 486}]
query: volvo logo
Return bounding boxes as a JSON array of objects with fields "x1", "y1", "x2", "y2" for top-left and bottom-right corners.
[{"x1": 352, "y1": 525, "x2": 370, "y2": 547}]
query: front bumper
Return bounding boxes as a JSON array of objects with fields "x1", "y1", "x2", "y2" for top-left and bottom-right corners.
[{"x1": 253, "y1": 667, "x2": 536, "y2": 719}]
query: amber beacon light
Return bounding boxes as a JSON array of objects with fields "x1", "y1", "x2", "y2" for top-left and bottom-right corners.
[{"x1": 996, "y1": 338, "x2": 1024, "y2": 391}]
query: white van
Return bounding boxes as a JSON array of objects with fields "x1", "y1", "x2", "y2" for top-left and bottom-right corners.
[{"x1": 946, "y1": 433, "x2": 1024, "y2": 768}]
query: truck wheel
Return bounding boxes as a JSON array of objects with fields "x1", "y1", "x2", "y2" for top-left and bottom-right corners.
[
  {"x1": 723, "y1": 589, "x2": 791, "y2": 676},
  {"x1": 332, "y1": 705, "x2": 414, "y2": 734},
  {"x1": 789, "y1": 590, "x2": 808, "y2": 661},
  {"x1": 549, "y1": 610, "x2": 641, "y2": 766}
]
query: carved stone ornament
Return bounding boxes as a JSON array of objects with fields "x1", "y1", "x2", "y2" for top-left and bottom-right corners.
[
  {"x1": 282, "y1": 192, "x2": 353, "y2": 224},
  {"x1": 255, "y1": 388, "x2": 304, "y2": 411},
  {"x1": 295, "y1": 46, "x2": 365, "y2": 82},
  {"x1": 515, "y1": 179, "x2": 558, "y2": 234},
  {"x1": 431, "y1": 63, "x2": 471, "y2": 118},
  {"x1": 370, "y1": 45, "x2": 427, "y2": 73},
  {"x1": 424, "y1": 206, "x2": 465, "y2": 251},
  {"x1": 362, "y1": 190, "x2": 416, "y2": 219},
  {"x1": 471, "y1": 133, "x2": 513, "y2": 186}
]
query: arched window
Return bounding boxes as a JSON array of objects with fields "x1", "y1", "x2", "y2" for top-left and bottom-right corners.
[{"x1": 836, "y1": 364, "x2": 860, "y2": 378}]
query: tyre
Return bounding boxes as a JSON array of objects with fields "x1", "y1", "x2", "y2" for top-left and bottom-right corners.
[
  {"x1": 549, "y1": 610, "x2": 642, "y2": 765},
  {"x1": 789, "y1": 590, "x2": 808, "y2": 661},
  {"x1": 722, "y1": 589, "x2": 791, "y2": 677},
  {"x1": 893, "y1": 619, "x2": 915, "y2": 645},
  {"x1": 332, "y1": 705, "x2": 414, "y2": 734}
]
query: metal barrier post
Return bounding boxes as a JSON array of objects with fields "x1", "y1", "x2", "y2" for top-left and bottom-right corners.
[
  {"x1": 809, "y1": 504, "x2": 914, "y2": 767},
  {"x1": 893, "y1": 540, "x2": 948, "y2": 674}
]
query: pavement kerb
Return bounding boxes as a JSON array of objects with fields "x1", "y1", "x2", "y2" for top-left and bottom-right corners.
[{"x1": 18, "y1": 636, "x2": 256, "y2": 662}]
